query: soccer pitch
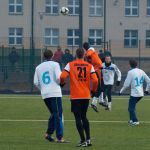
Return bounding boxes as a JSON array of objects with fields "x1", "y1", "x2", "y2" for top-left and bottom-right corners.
[{"x1": 0, "y1": 95, "x2": 150, "y2": 150}]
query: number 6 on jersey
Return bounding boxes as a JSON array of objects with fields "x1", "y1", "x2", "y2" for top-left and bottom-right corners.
[{"x1": 42, "y1": 71, "x2": 51, "y2": 84}]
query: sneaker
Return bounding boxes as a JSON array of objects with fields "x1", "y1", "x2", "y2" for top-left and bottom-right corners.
[
  {"x1": 45, "y1": 134, "x2": 55, "y2": 142},
  {"x1": 99, "y1": 101, "x2": 108, "y2": 107},
  {"x1": 76, "y1": 141, "x2": 87, "y2": 147},
  {"x1": 105, "y1": 106, "x2": 111, "y2": 111},
  {"x1": 128, "y1": 120, "x2": 133, "y2": 124},
  {"x1": 56, "y1": 138, "x2": 69, "y2": 143},
  {"x1": 130, "y1": 121, "x2": 140, "y2": 126},
  {"x1": 86, "y1": 139, "x2": 92, "y2": 146},
  {"x1": 90, "y1": 104, "x2": 99, "y2": 112}
]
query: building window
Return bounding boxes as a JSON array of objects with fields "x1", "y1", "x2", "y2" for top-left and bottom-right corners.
[
  {"x1": 124, "y1": 30, "x2": 138, "y2": 48},
  {"x1": 125, "y1": 0, "x2": 139, "y2": 16},
  {"x1": 146, "y1": 30, "x2": 150, "y2": 47},
  {"x1": 9, "y1": 0, "x2": 23, "y2": 14},
  {"x1": 147, "y1": 0, "x2": 150, "y2": 16},
  {"x1": 89, "y1": 0, "x2": 103, "y2": 16},
  {"x1": 67, "y1": 29, "x2": 79, "y2": 46},
  {"x1": 68, "y1": 0, "x2": 79, "y2": 15},
  {"x1": 44, "y1": 28, "x2": 59, "y2": 46},
  {"x1": 9, "y1": 28, "x2": 23, "y2": 45},
  {"x1": 88, "y1": 29, "x2": 103, "y2": 46},
  {"x1": 45, "y1": 0, "x2": 59, "y2": 15}
]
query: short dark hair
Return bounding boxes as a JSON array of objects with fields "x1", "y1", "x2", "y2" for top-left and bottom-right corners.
[
  {"x1": 83, "y1": 42, "x2": 90, "y2": 51},
  {"x1": 129, "y1": 59, "x2": 138, "y2": 68},
  {"x1": 44, "y1": 50, "x2": 53, "y2": 60},
  {"x1": 76, "y1": 48, "x2": 84, "y2": 59}
]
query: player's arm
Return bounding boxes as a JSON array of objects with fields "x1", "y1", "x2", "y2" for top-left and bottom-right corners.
[
  {"x1": 33, "y1": 68, "x2": 41, "y2": 90},
  {"x1": 85, "y1": 51, "x2": 92, "y2": 64},
  {"x1": 60, "y1": 63, "x2": 70, "y2": 86},
  {"x1": 90, "y1": 66, "x2": 98, "y2": 92},
  {"x1": 144, "y1": 72, "x2": 150, "y2": 93},
  {"x1": 114, "y1": 64, "x2": 121, "y2": 81},
  {"x1": 54, "y1": 63, "x2": 62, "y2": 84},
  {"x1": 120, "y1": 72, "x2": 131, "y2": 94}
]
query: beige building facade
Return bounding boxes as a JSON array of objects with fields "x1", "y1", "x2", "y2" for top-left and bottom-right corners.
[{"x1": 0, "y1": 0, "x2": 150, "y2": 57}]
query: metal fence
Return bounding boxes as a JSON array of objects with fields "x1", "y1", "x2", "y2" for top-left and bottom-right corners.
[{"x1": 0, "y1": 45, "x2": 150, "y2": 94}]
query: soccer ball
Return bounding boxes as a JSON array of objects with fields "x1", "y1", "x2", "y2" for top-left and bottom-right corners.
[{"x1": 60, "y1": 7, "x2": 69, "y2": 15}]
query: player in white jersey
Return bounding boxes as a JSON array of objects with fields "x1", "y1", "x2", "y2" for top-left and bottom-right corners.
[
  {"x1": 120, "y1": 59, "x2": 150, "y2": 126},
  {"x1": 102, "y1": 56, "x2": 121, "y2": 110},
  {"x1": 34, "y1": 50, "x2": 65, "y2": 142}
]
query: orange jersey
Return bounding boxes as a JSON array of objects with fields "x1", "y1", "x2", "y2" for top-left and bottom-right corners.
[
  {"x1": 85, "y1": 48, "x2": 102, "y2": 71},
  {"x1": 60, "y1": 59, "x2": 98, "y2": 100}
]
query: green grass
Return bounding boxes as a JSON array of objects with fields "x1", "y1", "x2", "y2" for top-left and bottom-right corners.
[{"x1": 0, "y1": 95, "x2": 150, "y2": 150}]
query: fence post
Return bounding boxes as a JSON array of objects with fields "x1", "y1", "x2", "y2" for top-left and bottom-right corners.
[
  {"x1": 2, "y1": 45, "x2": 4, "y2": 72},
  {"x1": 109, "y1": 40, "x2": 111, "y2": 52},
  {"x1": 138, "y1": 40, "x2": 141, "y2": 69},
  {"x1": 22, "y1": 46, "x2": 25, "y2": 71}
]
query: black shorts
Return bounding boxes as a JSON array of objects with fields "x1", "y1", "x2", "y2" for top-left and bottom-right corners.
[{"x1": 71, "y1": 99, "x2": 89, "y2": 113}]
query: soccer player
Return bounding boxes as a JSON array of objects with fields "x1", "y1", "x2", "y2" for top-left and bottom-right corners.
[
  {"x1": 34, "y1": 50, "x2": 64, "y2": 142},
  {"x1": 120, "y1": 59, "x2": 150, "y2": 126},
  {"x1": 60, "y1": 48, "x2": 98, "y2": 147},
  {"x1": 83, "y1": 42, "x2": 102, "y2": 112},
  {"x1": 102, "y1": 55, "x2": 121, "y2": 111}
]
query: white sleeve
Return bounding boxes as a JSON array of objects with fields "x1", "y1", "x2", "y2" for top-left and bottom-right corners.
[
  {"x1": 114, "y1": 64, "x2": 121, "y2": 81},
  {"x1": 120, "y1": 72, "x2": 131, "y2": 93},
  {"x1": 33, "y1": 69, "x2": 41, "y2": 90},
  {"x1": 55, "y1": 63, "x2": 62, "y2": 84},
  {"x1": 144, "y1": 72, "x2": 150, "y2": 91},
  {"x1": 91, "y1": 65, "x2": 95, "y2": 73},
  {"x1": 64, "y1": 63, "x2": 70, "y2": 72}
]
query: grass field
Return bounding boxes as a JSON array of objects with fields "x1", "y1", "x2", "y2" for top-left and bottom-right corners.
[{"x1": 0, "y1": 95, "x2": 150, "y2": 150}]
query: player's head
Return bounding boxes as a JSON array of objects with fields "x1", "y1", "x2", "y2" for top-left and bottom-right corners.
[
  {"x1": 83, "y1": 42, "x2": 90, "y2": 51},
  {"x1": 105, "y1": 55, "x2": 111, "y2": 67},
  {"x1": 105, "y1": 55, "x2": 111, "y2": 63},
  {"x1": 76, "y1": 48, "x2": 84, "y2": 59},
  {"x1": 44, "y1": 49, "x2": 53, "y2": 60},
  {"x1": 129, "y1": 59, "x2": 138, "y2": 68}
]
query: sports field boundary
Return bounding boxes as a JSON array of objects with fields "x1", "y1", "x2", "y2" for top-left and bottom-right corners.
[
  {"x1": 0, "y1": 119, "x2": 150, "y2": 124},
  {"x1": 0, "y1": 96, "x2": 150, "y2": 100}
]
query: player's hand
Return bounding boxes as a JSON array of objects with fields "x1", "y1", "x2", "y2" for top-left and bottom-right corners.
[
  {"x1": 60, "y1": 82, "x2": 66, "y2": 87},
  {"x1": 144, "y1": 91, "x2": 149, "y2": 95},
  {"x1": 91, "y1": 91, "x2": 96, "y2": 98},
  {"x1": 116, "y1": 81, "x2": 120, "y2": 86}
]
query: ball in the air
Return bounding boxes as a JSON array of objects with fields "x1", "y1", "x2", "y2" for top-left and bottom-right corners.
[{"x1": 60, "y1": 7, "x2": 69, "y2": 15}]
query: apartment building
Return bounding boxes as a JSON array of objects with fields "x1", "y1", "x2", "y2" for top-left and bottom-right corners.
[{"x1": 0, "y1": 0, "x2": 150, "y2": 57}]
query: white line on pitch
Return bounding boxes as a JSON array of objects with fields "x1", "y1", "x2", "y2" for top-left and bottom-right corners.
[
  {"x1": 0, "y1": 96, "x2": 150, "y2": 100},
  {"x1": 0, "y1": 119, "x2": 150, "y2": 124}
]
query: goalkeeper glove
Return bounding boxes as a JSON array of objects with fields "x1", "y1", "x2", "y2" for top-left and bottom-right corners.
[{"x1": 144, "y1": 91, "x2": 149, "y2": 95}]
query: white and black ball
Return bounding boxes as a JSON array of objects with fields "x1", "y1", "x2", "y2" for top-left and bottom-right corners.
[{"x1": 60, "y1": 7, "x2": 69, "y2": 15}]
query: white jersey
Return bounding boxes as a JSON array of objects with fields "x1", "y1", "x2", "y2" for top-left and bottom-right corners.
[
  {"x1": 34, "y1": 61, "x2": 62, "y2": 99},
  {"x1": 120, "y1": 68, "x2": 150, "y2": 97},
  {"x1": 102, "y1": 63, "x2": 121, "y2": 85}
]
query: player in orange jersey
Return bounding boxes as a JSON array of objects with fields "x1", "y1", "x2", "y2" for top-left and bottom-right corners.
[
  {"x1": 60, "y1": 48, "x2": 98, "y2": 147},
  {"x1": 83, "y1": 42, "x2": 103, "y2": 112}
]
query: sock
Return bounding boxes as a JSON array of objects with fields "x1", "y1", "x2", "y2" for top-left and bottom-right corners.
[
  {"x1": 108, "y1": 102, "x2": 112, "y2": 108},
  {"x1": 104, "y1": 96, "x2": 108, "y2": 104},
  {"x1": 92, "y1": 97, "x2": 97, "y2": 106},
  {"x1": 99, "y1": 92, "x2": 104, "y2": 103}
]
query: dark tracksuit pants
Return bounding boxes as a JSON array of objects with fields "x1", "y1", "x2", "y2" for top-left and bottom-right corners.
[
  {"x1": 44, "y1": 97, "x2": 64, "y2": 140},
  {"x1": 103, "y1": 85, "x2": 113, "y2": 102},
  {"x1": 128, "y1": 96, "x2": 142, "y2": 122}
]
